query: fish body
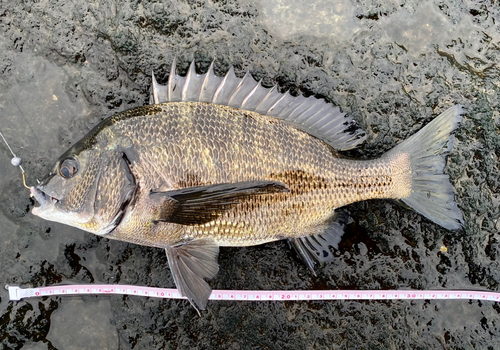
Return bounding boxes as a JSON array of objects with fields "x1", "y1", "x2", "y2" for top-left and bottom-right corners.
[
  {"x1": 77, "y1": 102, "x2": 410, "y2": 248},
  {"x1": 31, "y1": 60, "x2": 464, "y2": 310}
]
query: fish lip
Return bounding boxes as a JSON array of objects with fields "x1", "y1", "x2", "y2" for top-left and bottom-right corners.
[{"x1": 31, "y1": 186, "x2": 59, "y2": 215}]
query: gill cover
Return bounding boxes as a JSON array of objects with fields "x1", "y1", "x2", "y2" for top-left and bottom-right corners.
[{"x1": 91, "y1": 151, "x2": 137, "y2": 235}]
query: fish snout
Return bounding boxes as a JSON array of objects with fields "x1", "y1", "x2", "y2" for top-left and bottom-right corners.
[{"x1": 31, "y1": 186, "x2": 58, "y2": 216}]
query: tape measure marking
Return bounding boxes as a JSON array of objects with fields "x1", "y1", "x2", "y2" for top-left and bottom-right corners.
[{"x1": 7, "y1": 285, "x2": 500, "y2": 303}]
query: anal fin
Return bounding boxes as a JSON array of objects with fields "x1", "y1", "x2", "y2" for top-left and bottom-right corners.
[
  {"x1": 289, "y1": 211, "x2": 349, "y2": 274},
  {"x1": 165, "y1": 239, "x2": 219, "y2": 311}
]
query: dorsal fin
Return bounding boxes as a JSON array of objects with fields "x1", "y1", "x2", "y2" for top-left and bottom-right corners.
[{"x1": 149, "y1": 59, "x2": 367, "y2": 150}]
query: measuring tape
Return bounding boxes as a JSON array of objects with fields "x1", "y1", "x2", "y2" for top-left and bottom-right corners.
[{"x1": 7, "y1": 284, "x2": 500, "y2": 303}]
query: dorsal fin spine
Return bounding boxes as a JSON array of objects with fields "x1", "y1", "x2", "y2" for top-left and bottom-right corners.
[
  {"x1": 151, "y1": 70, "x2": 160, "y2": 104},
  {"x1": 167, "y1": 56, "x2": 177, "y2": 102},
  {"x1": 254, "y1": 84, "x2": 277, "y2": 112},
  {"x1": 182, "y1": 60, "x2": 196, "y2": 101},
  {"x1": 268, "y1": 90, "x2": 290, "y2": 113},
  {"x1": 241, "y1": 79, "x2": 262, "y2": 108},
  {"x1": 201, "y1": 61, "x2": 214, "y2": 93},
  {"x1": 213, "y1": 66, "x2": 234, "y2": 103},
  {"x1": 227, "y1": 71, "x2": 248, "y2": 106}
]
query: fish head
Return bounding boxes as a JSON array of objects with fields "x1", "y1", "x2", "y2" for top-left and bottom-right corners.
[{"x1": 31, "y1": 138, "x2": 137, "y2": 235}]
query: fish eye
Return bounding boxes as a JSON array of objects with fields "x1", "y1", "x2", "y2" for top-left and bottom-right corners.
[{"x1": 59, "y1": 158, "x2": 79, "y2": 179}]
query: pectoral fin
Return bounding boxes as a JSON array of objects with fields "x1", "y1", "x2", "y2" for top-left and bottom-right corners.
[
  {"x1": 151, "y1": 180, "x2": 288, "y2": 225},
  {"x1": 289, "y1": 211, "x2": 349, "y2": 275},
  {"x1": 165, "y1": 239, "x2": 219, "y2": 311}
]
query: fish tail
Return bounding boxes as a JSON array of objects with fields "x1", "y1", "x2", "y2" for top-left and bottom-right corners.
[{"x1": 386, "y1": 105, "x2": 464, "y2": 230}]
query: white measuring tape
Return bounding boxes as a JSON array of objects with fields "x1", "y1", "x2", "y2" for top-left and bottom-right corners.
[{"x1": 7, "y1": 284, "x2": 500, "y2": 303}]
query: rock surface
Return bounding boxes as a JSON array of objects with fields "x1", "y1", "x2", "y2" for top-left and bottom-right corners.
[{"x1": 0, "y1": 0, "x2": 499, "y2": 349}]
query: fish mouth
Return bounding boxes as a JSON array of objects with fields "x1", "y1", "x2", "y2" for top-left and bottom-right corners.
[{"x1": 31, "y1": 186, "x2": 59, "y2": 215}]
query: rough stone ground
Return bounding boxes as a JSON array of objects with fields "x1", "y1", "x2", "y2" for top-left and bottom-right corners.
[{"x1": 0, "y1": 0, "x2": 499, "y2": 349}]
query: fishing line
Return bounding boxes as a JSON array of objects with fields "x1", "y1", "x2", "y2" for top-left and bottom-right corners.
[
  {"x1": 0, "y1": 130, "x2": 30, "y2": 189},
  {"x1": 7, "y1": 284, "x2": 500, "y2": 303},
  {"x1": 1, "y1": 92, "x2": 40, "y2": 189},
  {"x1": 9, "y1": 91, "x2": 40, "y2": 147}
]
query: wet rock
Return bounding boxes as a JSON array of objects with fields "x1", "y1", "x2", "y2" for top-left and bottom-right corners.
[{"x1": 0, "y1": 0, "x2": 499, "y2": 349}]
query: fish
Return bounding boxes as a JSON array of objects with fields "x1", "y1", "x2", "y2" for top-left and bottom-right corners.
[{"x1": 30, "y1": 59, "x2": 464, "y2": 310}]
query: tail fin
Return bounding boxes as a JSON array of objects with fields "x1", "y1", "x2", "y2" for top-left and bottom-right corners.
[{"x1": 386, "y1": 105, "x2": 464, "y2": 230}]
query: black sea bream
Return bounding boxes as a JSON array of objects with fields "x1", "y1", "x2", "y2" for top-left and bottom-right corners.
[{"x1": 31, "y1": 60, "x2": 464, "y2": 310}]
